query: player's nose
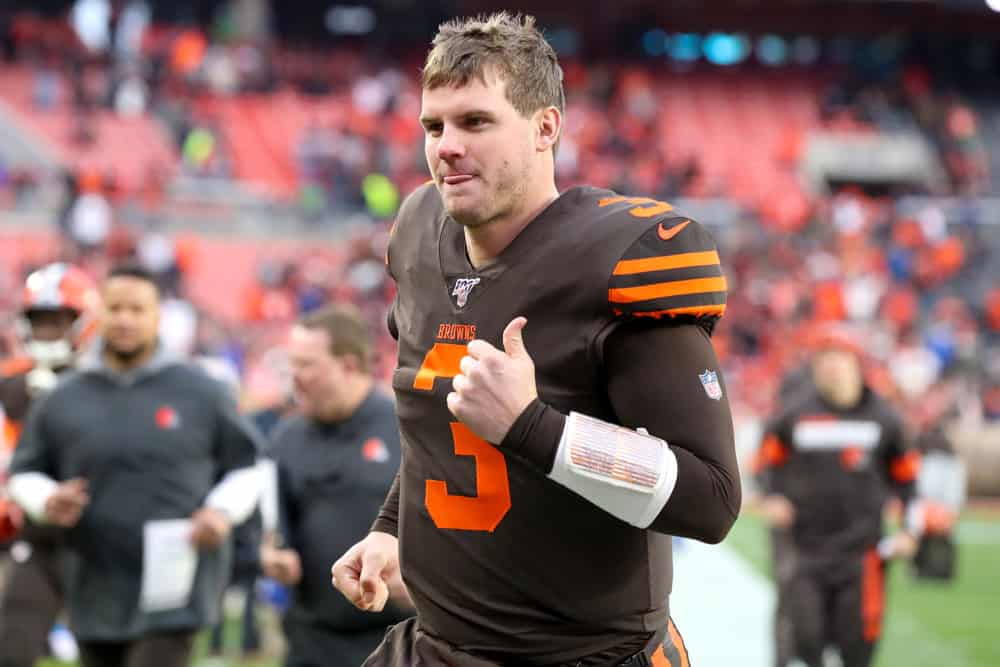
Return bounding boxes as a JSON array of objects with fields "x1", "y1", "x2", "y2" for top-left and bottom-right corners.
[{"x1": 436, "y1": 126, "x2": 466, "y2": 161}]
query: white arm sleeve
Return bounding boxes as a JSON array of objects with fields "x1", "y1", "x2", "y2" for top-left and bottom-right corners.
[
  {"x1": 8, "y1": 472, "x2": 58, "y2": 524},
  {"x1": 547, "y1": 412, "x2": 678, "y2": 528},
  {"x1": 205, "y1": 465, "x2": 261, "y2": 525},
  {"x1": 257, "y1": 458, "x2": 280, "y2": 533}
]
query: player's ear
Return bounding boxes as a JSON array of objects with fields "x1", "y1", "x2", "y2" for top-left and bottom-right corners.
[{"x1": 535, "y1": 106, "x2": 561, "y2": 154}]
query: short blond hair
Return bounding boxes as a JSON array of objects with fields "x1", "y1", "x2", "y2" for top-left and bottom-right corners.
[{"x1": 422, "y1": 12, "x2": 565, "y2": 119}]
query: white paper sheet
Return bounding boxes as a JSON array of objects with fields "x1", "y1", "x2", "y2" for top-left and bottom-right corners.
[{"x1": 139, "y1": 519, "x2": 198, "y2": 613}]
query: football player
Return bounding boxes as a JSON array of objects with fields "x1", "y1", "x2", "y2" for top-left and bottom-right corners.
[
  {"x1": 754, "y1": 327, "x2": 920, "y2": 667},
  {"x1": 332, "y1": 13, "x2": 739, "y2": 667},
  {"x1": 1, "y1": 263, "x2": 97, "y2": 667}
]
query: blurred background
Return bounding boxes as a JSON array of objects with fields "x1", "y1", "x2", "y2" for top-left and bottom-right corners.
[{"x1": 0, "y1": 1, "x2": 997, "y2": 666}]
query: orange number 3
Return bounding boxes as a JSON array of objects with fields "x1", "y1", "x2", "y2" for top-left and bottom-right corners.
[
  {"x1": 414, "y1": 343, "x2": 512, "y2": 532},
  {"x1": 598, "y1": 195, "x2": 673, "y2": 218}
]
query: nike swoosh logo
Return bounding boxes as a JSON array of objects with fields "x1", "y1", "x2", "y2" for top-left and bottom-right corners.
[{"x1": 658, "y1": 219, "x2": 691, "y2": 241}]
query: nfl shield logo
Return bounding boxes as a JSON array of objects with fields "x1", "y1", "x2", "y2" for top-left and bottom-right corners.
[
  {"x1": 452, "y1": 277, "x2": 481, "y2": 307},
  {"x1": 699, "y1": 370, "x2": 723, "y2": 400}
]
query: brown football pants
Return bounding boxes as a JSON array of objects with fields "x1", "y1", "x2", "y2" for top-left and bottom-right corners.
[{"x1": 362, "y1": 617, "x2": 691, "y2": 667}]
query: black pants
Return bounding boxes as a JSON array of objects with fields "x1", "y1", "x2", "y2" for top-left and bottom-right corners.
[
  {"x1": 0, "y1": 542, "x2": 64, "y2": 667},
  {"x1": 776, "y1": 547, "x2": 886, "y2": 667},
  {"x1": 770, "y1": 529, "x2": 796, "y2": 667},
  {"x1": 77, "y1": 631, "x2": 196, "y2": 667},
  {"x1": 208, "y1": 574, "x2": 260, "y2": 655}
]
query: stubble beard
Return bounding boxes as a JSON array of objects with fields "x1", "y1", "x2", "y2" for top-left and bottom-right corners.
[
  {"x1": 446, "y1": 159, "x2": 530, "y2": 229},
  {"x1": 105, "y1": 339, "x2": 153, "y2": 366}
]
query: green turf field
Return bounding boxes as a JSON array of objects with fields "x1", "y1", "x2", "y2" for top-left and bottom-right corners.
[{"x1": 725, "y1": 510, "x2": 1000, "y2": 667}]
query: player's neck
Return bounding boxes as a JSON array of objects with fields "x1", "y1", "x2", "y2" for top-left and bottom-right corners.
[
  {"x1": 464, "y1": 182, "x2": 559, "y2": 270},
  {"x1": 102, "y1": 342, "x2": 156, "y2": 374},
  {"x1": 815, "y1": 381, "x2": 863, "y2": 410}
]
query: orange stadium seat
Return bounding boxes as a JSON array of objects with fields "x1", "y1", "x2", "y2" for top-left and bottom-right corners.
[{"x1": 0, "y1": 66, "x2": 178, "y2": 191}]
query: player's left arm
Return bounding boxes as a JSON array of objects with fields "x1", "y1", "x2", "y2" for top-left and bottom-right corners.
[
  {"x1": 599, "y1": 212, "x2": 737, "y2": 540},
  {"x1": 494, "y1": 322, "x2": 739, "y2": 542},
  {"x1": 603, "y1": 322, "x2": 740, "y2": 541}
]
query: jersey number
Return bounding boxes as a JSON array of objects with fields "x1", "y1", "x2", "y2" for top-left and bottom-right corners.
[
  {"x1": 414, "y1": 343, "x2": 512, "y2": 532},
  {"x1": 598, "y1": 195, "x2": 673, "y2": 218}
]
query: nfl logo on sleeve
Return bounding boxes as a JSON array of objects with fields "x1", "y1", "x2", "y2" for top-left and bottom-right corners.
[
  {"x1": 699, "y1": 370, "x2": 723, "y2": 400},
  {"x1": 452, "y1": 277, "x2": 481, "y2": 308}
]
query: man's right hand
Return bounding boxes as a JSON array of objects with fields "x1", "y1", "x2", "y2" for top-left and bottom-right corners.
[
  {"x1": 760, "y1": 494, "x2": 795, "y2": 529},
  {"x1": 44, "y1": 478, "x2": 89, "y2": 527},
  {"x1": 260, "y1": 534, "x2": 302, "y2": 586},
  {"x1": 331, "y1": 531, "x2": 403, "y2": 613}
]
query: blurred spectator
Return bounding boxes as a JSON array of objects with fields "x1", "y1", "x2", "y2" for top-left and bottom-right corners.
[
  {"x1": 66, "y1": 171, "x2": 112, "y2": 252},
  {"x1": 7, "y1": 265, "x2": 264, "y2": 667},
  {"x1": 262, "y1": 305, "x2": 410, "y2": 665},
  {"x1": 0, "y1": 263, "x2": 98, "y2": 667}
]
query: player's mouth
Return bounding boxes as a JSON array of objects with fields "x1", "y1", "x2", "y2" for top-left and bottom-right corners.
[
  {"x1": 442, "y1": 174, "x2": 475, "y2": 185},
  {"x1": 107, "y1": 329, "x2": 136, "y2": 340}
]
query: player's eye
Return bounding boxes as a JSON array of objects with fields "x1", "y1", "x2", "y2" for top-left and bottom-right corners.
[
  {"x1": 466, "y1": 116, "x2": 487, "y2": 128},
  {"x1": 423, "y1": 122, "x2": 442, "y2": 136}
]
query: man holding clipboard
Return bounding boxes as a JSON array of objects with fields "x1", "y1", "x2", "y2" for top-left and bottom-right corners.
[{"x1": 7, "y1": 264, "x2": 264, "y2": 667}]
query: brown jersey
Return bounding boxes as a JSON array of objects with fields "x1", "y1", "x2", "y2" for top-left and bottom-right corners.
[
  {"x1": 1, "y1": 357, "x2": 75, "y2": 547},
  {"x1": 383, "y1": 184, "x2": 727, "y2": 664}
]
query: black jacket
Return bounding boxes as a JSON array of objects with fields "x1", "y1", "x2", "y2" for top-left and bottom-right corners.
[
  {"x1": 269, "y1": 390, "x2": 408, "y2": 633},
  {"x1": 9, "y1": 347, "x2": 264, "y2": 640}
]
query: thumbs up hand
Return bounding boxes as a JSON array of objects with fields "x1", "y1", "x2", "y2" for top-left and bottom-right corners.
[{"x1": 447, "y1": 317, "x2": 538, "y2": 444}]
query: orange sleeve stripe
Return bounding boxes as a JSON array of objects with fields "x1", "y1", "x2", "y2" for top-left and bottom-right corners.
[
  {"x1": 609, "y1": 277, "x2": 728, "y2": 304},
  {"x1": 613, "y1": 250, "x2": 721, "y2": 276},
  {"x1": 890, "y1": 450, "x2": 921, "y2": 483},
  {"x1": 620, "y1": 304, "x2": 726, "y2": 319}
]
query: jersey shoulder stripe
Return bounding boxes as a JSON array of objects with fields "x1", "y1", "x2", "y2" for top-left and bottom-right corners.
[{"x1": 608, "y1": 215, "x2": 727, "y2": 324}]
